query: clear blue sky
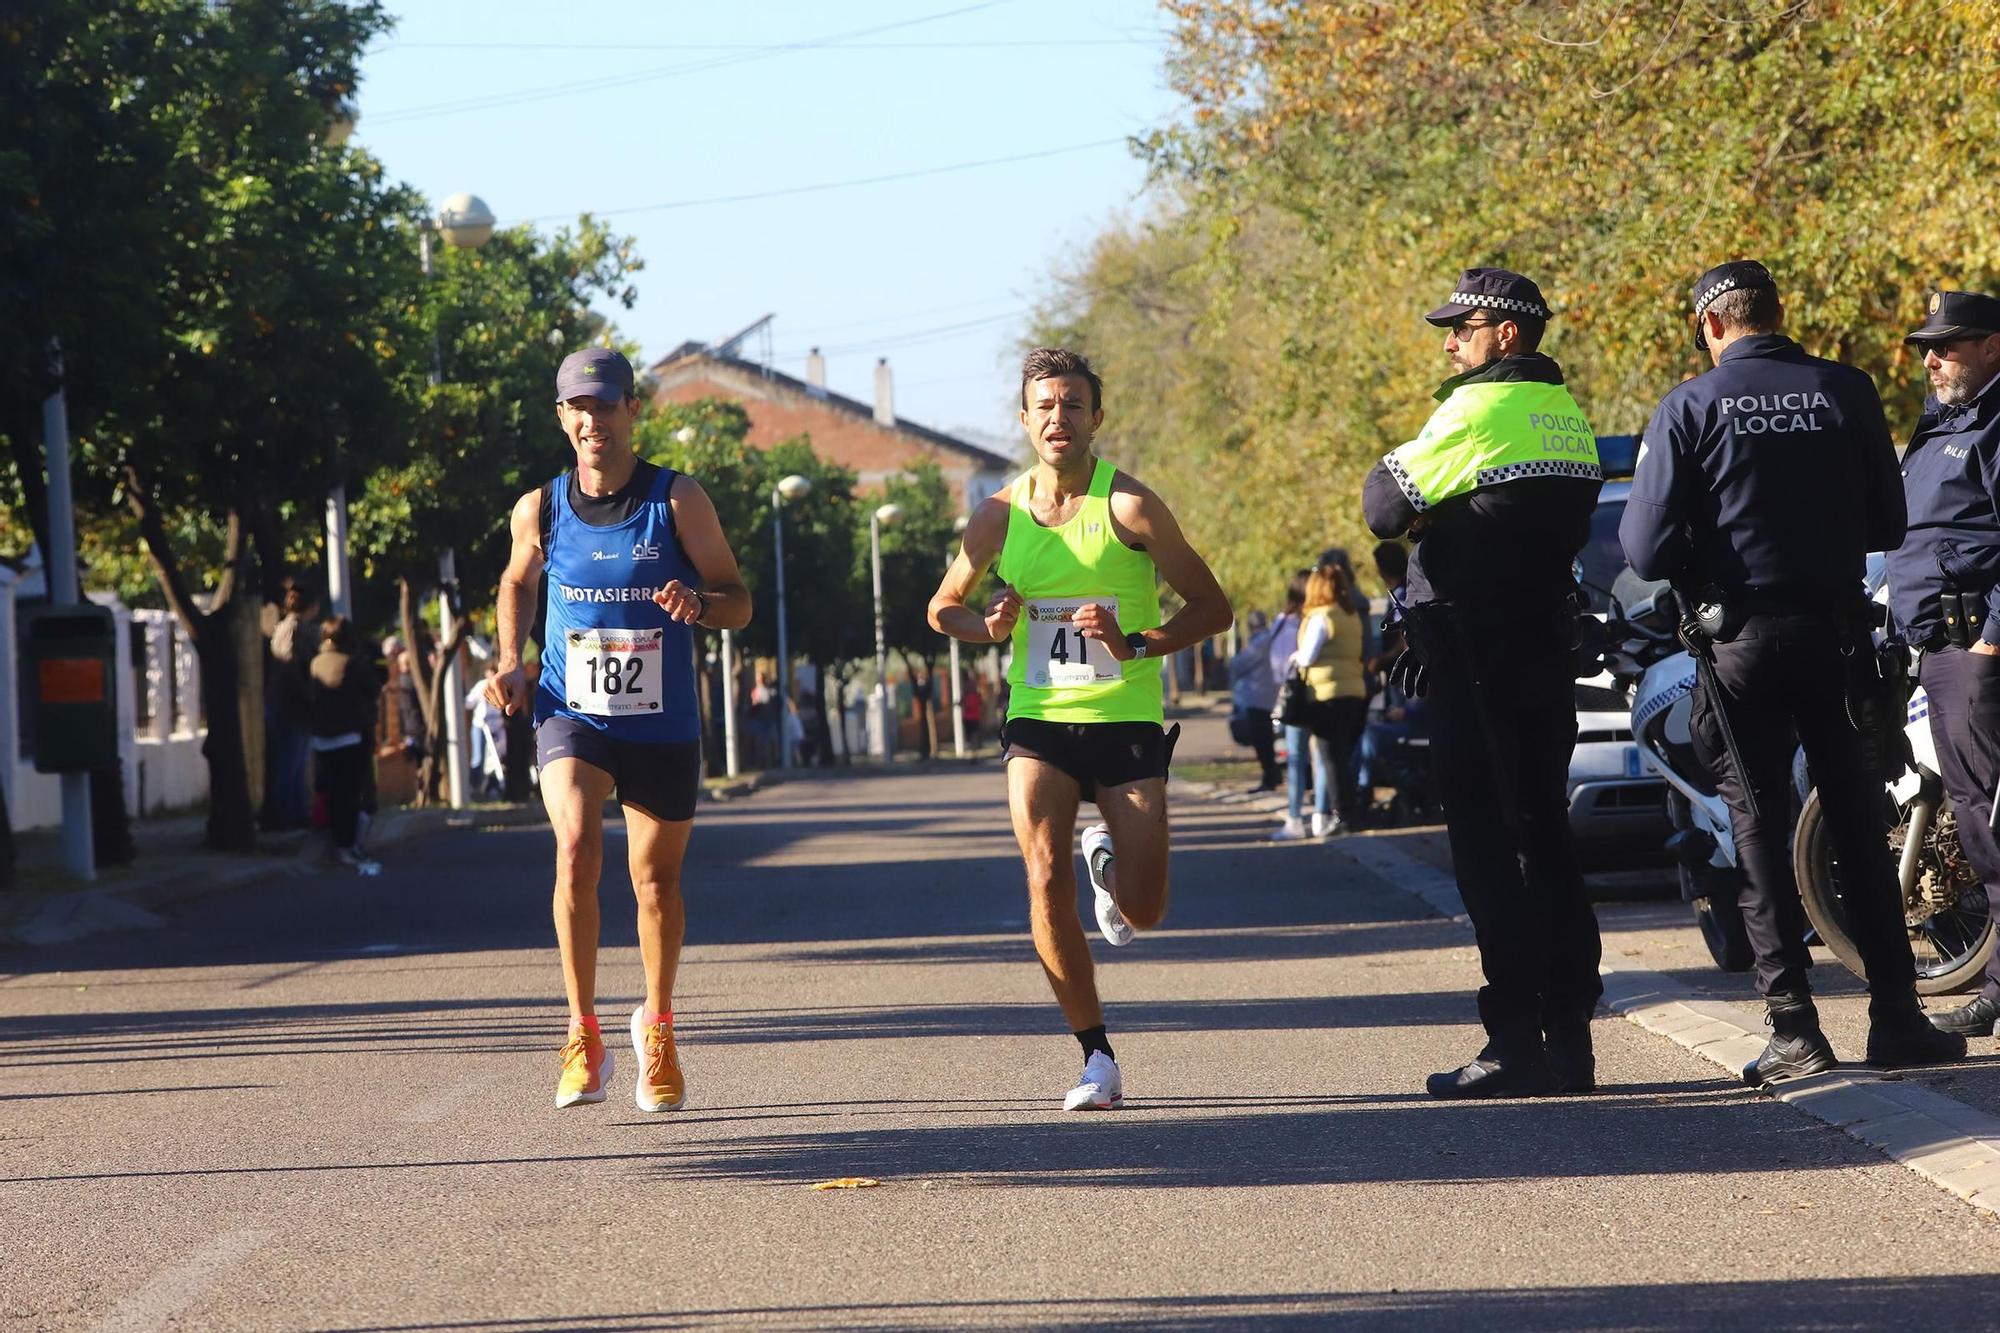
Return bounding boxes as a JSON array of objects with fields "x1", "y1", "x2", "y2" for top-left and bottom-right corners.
[{"x1": 353, "y1": 0, "x2": 1179, "y2": 449}]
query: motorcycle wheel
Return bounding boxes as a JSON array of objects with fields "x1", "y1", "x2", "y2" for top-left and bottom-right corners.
[
  {"x1": 1667, "y1": 790, "x2": 1755, "y2": 973},
  {"x1": 1792, "y1": 787, "x2": 1996, "y2": 996}
]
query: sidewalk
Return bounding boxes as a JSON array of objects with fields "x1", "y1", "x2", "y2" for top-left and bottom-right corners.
[
  {"x1": 1172, "y1": 704, "x2": 2000, "y2": 1222},
  {"x1": 0, "y1": 770, "x2": 777, "y2": 949}
]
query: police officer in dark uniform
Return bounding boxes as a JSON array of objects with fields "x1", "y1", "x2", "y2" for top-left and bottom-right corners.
[
  {"x1": 1620, "y1": 260, "x2": 1965, "y2": 1084},
  {"x1": 1885, "y1": 290, "x2": 2000, "y2": 1039},
  {"x1": 1363, "y1": 268, "x2": 1605, "y2": 1099}
]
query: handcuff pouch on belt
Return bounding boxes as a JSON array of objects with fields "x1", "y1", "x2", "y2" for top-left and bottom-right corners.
[{"x1": 1940, "y1": 587, "x2": 1989, "y2": 650}]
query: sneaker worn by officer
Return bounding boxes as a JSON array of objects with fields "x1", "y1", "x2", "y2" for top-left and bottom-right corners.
[
  {"x1": 1866, "y1": 991, "x2": 1968, "y2": 1067},
  {"x1": 1742, "y1": 992, "x2": 1836, "y2": 1087},
  {"x1": 1426, "y1": 1041, "x2": 1554, "y2": 1099},
  {"x1": 1928, "y1": 992, "x2": 2000, "y2": 1037},
  {"x1": 1544, "y1": 1016, "x2": 1596, "y2": 1094}
]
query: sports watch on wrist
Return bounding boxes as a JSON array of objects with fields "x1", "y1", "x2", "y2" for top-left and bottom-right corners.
[
  {"x1": 1124, "y1": 632, "x2": 1149, "y2": 659},
  {"x1": 693, "y1": 589, "x2": 711, "y2": 623}
]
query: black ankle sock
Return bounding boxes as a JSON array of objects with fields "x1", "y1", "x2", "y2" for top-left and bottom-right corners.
[{"x1": 1075, "y1": 1025, "x2": 1115, "y2": 1062}]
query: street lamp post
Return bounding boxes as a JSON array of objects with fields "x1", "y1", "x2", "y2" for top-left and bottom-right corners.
[
  {"x1": 947, "y1": 514, "x2": 969, "y2": 759},
  {"x1": 771, "y1": 474, "x2": 811, "y2": 770},
  {"x1": 869, "y1": 503, "x2": 904, "y2": 761},
  {"x1": 417, "y1": 194, "x2": 495, "y2": 810}
]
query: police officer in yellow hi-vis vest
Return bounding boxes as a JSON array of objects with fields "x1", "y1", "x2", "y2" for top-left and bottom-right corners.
[
  {"x1": 1363, "y1": 268, "x2": 1605, "y2": 1099},
  {"x1": 929, "y1": 347, "x2": 1232, "y2": 1111}
]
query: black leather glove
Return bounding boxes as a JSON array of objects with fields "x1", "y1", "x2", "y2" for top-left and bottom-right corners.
[{"x1": 1388, "y1": 647, "x2": 1429, "y2": 698}]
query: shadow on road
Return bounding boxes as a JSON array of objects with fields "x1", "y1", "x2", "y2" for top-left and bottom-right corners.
[{"x1": 310, "y1": 1278, "x2": 2000, "y2": 1331}]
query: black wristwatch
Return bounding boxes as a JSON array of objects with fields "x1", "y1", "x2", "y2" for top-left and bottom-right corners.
[
  {"x1": 693, "y1": 589, "x2": 711, "y2": 624},
  {"x1": 1125, "y1": 632, "x2": 1149, "y2": 659}
]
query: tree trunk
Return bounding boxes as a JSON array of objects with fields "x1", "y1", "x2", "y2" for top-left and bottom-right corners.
[
  {"x1": 0, "y1": 777, "x2": 15, "y2": 891},
  {"x1": 123, "y1": 465, "x2": 254, "y2": 852},
  {"x1": 900, "y1": 651, "x2": 934, "y2": 760},
  {"x1": 809, "y1": 655, "x2": 837, "y2": 766},
  {"x1": 398, "y1": 579, "x2": 443, "y2": 805},
  {"x1": 193, "y1": 606, "x2": 256, "y2": 850}
]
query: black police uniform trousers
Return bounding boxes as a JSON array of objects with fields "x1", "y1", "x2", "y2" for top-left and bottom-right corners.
[
  {"x1": 1424, "y1": 609, "x2": 1602, "y2": 1050},
  {"x1": 1917, "y1": 646, "x2": 2000, "y2": 1002},
  {"x1": 1692, "y1": 613, "x2": 1915, "y2": 999}
]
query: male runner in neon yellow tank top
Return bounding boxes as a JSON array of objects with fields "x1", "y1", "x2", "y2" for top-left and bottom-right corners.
[{"x1": 929, "y1": 347, "x2": 1232, "y2": 1110}]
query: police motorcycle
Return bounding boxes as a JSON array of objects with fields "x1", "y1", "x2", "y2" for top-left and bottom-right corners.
[
  {"x1": 1788, "y1": 561, "x2": 1996, "y2": 995},
  {"x1": 1587, "y1": 564, "x2": 1994, "y2": 992},
  {"x1": 1585, "y1": 568, "x2": 1755, "y2": 972}
]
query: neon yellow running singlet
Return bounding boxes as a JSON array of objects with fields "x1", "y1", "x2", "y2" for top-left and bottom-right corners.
[{"x1": 996, "y1": 457, "x2": 1162, "y2": 724}]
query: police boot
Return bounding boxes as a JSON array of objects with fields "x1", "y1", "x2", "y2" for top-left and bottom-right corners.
[
  {"x1": 1742, "y1": 992, "x2": 1836, "y2": 1088},
  {"x1": 1866, "y1": 990, "x2": 1969, "y2": 1068},
  {"x1": 1926, "y1": 992, "x2": 2000, "y2": 1038},
  {"x1": 1426, "y1": 1036, "x2": 1554, "y2": 1100},
  {"x1": 1544, "y1": 1015, "x2": 1596, "y2": 1095}
]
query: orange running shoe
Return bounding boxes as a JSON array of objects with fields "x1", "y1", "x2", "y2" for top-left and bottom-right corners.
[
  {"x1": 554, "y1": 1024, "x2": 613, "y2": 1108},
  {"x1": 630, "y1": 1006, "x2": 687, "y2": 1112}
]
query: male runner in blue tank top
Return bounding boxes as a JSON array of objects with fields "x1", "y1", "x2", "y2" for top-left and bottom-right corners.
[{"x1": 486, "y1": 347, "x2": 751, "y2": 1112}]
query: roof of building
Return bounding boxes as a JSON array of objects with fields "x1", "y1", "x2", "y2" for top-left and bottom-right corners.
[{"x1": 648, "y1": 345, "x2": 1015, "y2": 474}]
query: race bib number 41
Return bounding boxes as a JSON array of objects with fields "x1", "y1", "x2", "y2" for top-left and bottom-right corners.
[
  {"x1": 1024, "y1": 597, "x2": 1121, "y2": 687},
  {"x1": 564, "y1": 627, "x2": 665, "y2": 716}
]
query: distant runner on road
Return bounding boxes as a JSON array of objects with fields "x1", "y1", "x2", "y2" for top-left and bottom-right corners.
[
  {"x1": 486, "y1": 347, "x2": 752, "y2": 1113},
  {"x1": 929, "y1": 347, "x2": 1232, "y2": 1110}
]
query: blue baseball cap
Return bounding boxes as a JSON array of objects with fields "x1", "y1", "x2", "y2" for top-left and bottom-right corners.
[{"x1": 555, "y1": 347, "x2": 635, "y2": 403}]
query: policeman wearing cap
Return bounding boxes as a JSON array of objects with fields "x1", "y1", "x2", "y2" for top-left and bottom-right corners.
[
  {"x1": 1621, "y1": 262, "x2": 1964, "y2": 1083},
  {"x1": 1363, "y1": 268, "x2": 1606, "y2": 1099},
  {"x1": 1886, "y1": 289, "x2": 2000, "y2": 1040}
]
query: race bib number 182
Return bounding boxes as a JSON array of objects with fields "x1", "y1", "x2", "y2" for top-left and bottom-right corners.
[
  {"x1": 1024, "y1": 597, "x2": 1121, "y2": 687},
  {"x1": 564, "y1": 627, "x2": 664, "y2": 716}
]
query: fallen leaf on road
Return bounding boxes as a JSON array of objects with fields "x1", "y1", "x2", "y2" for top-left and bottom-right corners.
[{"x1": 809, "y1": 1177, "x2": 880, "y2": 1191}]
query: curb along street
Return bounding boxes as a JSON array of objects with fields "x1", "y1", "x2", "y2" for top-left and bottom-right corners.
[{"x1": 1180, "y1": 777, "x2": 2000, "y2": 1220}]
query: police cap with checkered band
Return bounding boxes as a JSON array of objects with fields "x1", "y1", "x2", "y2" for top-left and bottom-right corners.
[
  {"x1": 1690, "y1": 259, "x2": 1777, "y2": 351},
  {"x1": 1424, "y1": 268, "x2": 1554, "y2": 327}
]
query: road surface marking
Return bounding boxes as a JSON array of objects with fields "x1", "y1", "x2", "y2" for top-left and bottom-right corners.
[{"x1": 90, "y1": 1228, "x2": 268, "y2": 1332}]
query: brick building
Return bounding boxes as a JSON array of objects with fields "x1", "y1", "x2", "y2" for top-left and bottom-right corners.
[{"x1": 648, "y1": 340, "x2": 1014, "y2": 508}]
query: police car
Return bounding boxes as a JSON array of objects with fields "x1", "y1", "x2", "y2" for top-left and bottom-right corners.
[{"x1": 1569, "y1": 438, "x2": 1671, "y2": 859}]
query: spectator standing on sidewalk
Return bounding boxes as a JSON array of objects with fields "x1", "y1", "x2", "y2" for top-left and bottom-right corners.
[
  {"x1": 1279, "y1": 566, "x2": 1365, "y2": 838},
  {"x1": 1228, "y1": 609, "x2": 1284, "y2": 792},
  {"x1": 309, "y1": 617, "x2": 381, "y2": 874},
  {"x1": 1269, "y1": 570, "x2": 1312, "y2": 840}
]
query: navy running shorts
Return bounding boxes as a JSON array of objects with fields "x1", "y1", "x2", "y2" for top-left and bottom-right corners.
[{"x1": 535, "y1": 715, "x2": 702, "y2": 821}]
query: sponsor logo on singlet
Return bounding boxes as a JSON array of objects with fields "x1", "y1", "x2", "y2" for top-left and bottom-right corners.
[{"x1": 557, "y1": 584, "x2": 657, "y2": 603}]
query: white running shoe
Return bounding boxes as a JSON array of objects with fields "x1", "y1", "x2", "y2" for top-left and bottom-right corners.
[
  {"x1": 1080, "y1": 823, "x2": 1133, "y2": 947},
  {"x1": 1310, "y1": 811, "x2": 1333, "y2": 838},
  {"x1": 1063, "y1": 1050, "x2": 1124, "y2": 1111},
  {"x1": 1271, "y1": 818, "x2": 1308, "y2": 842}
]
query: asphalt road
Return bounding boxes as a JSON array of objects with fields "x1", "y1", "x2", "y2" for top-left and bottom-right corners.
[{"x1": 5, "y1": 735, "x2": 2000, "y2": 1330}]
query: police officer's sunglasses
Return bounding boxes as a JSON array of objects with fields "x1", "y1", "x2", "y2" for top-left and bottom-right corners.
[
  {"x1": 1448, "y1": 318, "x2": 1500, "y2": 338},
  {"x1": 1915, "y1": 337, "x2": 1976, "y2": 358}
]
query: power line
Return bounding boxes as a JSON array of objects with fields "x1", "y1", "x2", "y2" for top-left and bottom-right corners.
[
  {"x1": 516, "y1": 138, "x2": 1128, "y2": 223},
  {"x1": 778, "y1": 294, "x2": 1027, "y2": 340},
  {"x1": 379, "y1": 38, "x2": 1158, "y2": 53},
  {"x1": 367, "y1": 1, "x2": 1014, "y2": 126},
  {"x1": 773, "y1": 309, "x2": 1030, "y2": 360}
]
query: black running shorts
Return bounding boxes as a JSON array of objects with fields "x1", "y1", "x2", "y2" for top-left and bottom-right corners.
[
  {"x1": 535, "y1": 716, "x2": 702, "y2": 821},
  {"x1": 1000, "y1": 717, "x2": 1179, "y2": 802}
]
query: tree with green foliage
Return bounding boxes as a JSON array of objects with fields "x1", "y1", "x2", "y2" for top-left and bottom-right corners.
[
  {"x1": 636, "y1": 400, "x2": 862, "y2": 766},
  {"x1": 873, "y1": 460, "x2": 961, "y2": 758},
  {"x1": 1044, "y1": 1, "x2": 2000, "y2": 611},
  {"x1": 2, "y1": 0, "x2": 405, "y2": 851}
]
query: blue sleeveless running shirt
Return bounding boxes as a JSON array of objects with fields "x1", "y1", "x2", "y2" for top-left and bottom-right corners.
[{"x1": 534, "y1": 465, "x2": 702, "y2": 743}]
